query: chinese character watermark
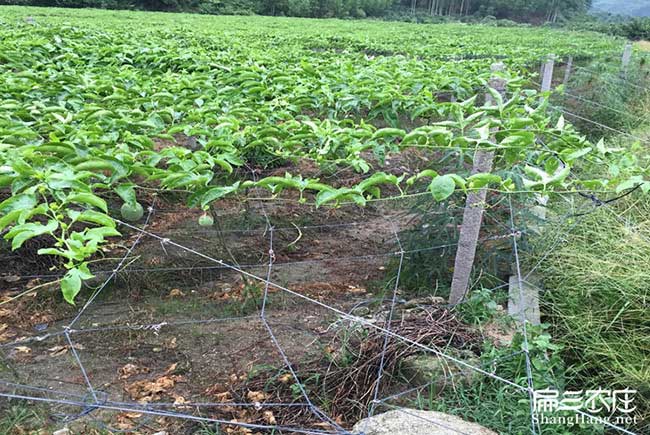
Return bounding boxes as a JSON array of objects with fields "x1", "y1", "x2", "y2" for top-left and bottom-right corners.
[{"x1": 532, "y1": 388, "x2": 638, "y2": 427}]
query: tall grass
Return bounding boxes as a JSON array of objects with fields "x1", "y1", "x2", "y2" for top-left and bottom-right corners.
[
  {"x1": 531, "y1": 198, "x2": 650, "y2": 431},
  {"x1": 559, "y1": 65, "x2": 650, "y2": 139}
]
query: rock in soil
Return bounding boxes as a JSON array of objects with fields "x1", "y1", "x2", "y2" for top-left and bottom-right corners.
[
  {"x1": 353, "y1": 409, "x2": 497, "y2": 435},
  {"x1": 399, "y1": 350, "x2": 479, "y2": 389}
]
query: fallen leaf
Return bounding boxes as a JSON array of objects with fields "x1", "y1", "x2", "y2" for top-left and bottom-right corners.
[
  {"x1": 119, "y1": 363, "x2": 148, "y2": 379},
  {"x1": 278, "y1": 373, "x2": 292, "y2": 384},
  {"x1": 114, "y1": 411, "x2": 143, "y2": 430},
  {"x1": 205, "y1": 383, "x2": 227, "y2": 396},
  {"x1": 125, "y1": 375, "x2": 177, "y2": 402},
  {"x1": 25, "y1": 279, "x2": 41, "y2": 289},
  {"x1": 48, "y1": 346, "x2": 68, "y2": 357},
  {"x1": 168, "y1": 288, "x2": 185, "y2": 298},
  {"x1": 263, "y1": 410, "x2": 277, "y2": 425},
  {"x1": 173, "y1": 395, "x2": 186, "y2": 405},
  {"x1": 215, "y1": 391, "x2": 232, "y2": 402},
  {"x1": 164, "y1": 337, "x2": 177, "y2": 349},
  {"x1": 0, "y1": 329, "x2": 16, "y2": 343},
  {"x1": 246, "y1": 390, "x2": 266, "y2": 402}
]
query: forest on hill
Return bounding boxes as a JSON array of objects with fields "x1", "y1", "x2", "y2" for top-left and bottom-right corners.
[
  {"x1": 1, "y1": 0, "x2": 594, "y2": 21},
  {"x1": 592, "y1": 0, "x2": 650, "y2": 17}
]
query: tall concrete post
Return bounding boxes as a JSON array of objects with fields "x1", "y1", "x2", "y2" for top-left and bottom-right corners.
[{"x1": 448, "y1": 63, "x2": 506, "y2": 305}]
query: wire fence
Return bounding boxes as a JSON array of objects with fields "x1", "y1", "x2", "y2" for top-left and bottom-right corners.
[
  {"x1": 0, "y1": 49, "x2": 646, "y2": 435},
  {"x1": 0, "y1": 189, "x2": 641, "y2": 435}
]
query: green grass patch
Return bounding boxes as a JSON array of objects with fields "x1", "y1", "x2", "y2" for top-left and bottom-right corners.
[{"x1": 531, "y1": 198, "x2": 650, "y2": 431}]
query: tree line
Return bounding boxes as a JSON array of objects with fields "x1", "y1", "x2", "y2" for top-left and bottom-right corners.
[{"x1": 2, "y1": 0, "x2": 593, "y2": 22}]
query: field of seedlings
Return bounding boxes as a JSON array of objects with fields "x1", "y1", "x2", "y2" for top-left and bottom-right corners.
[{"x1": 0, "y1": 6, "x2": 648, "y2": 435}]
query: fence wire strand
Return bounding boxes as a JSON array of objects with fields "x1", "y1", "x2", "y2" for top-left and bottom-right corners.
[{"x1": 1, "y1": 151, "x2": 643, "y2": 435}]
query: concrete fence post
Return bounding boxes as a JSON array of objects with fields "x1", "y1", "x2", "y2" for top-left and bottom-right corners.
[
  {"x1": 621, "y1": 42, "x2": 633, "y2": 78},
  {"x1": 448, "y1": 63, "x2": 506, "y2": 305},
  {"x1": 541, "y1": 54, "x2": 555, "y2": 92},
  {"x1": 563, "y1": 55, "x2": 573, "y2": 87}
]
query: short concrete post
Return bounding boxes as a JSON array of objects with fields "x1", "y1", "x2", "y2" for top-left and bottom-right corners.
[
  {"x1": 621, "y1": 42, "x2": 633, "y2": 78},
  {"x1": 506, "y1": 57, "x2": 556, "y2": 325},
  {"x1": 541, "y1": 55, "x2": 555, "y2": 92},
  {"x1": 448, "y1": 63, "x2": 506, "y2": 306},
  {"x1": 563, "y1": 56, "x2": 573, "y2": 87}
]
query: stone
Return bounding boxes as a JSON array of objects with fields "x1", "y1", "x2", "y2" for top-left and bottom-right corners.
[
  {"x1": 353, "y1": 409, "x2": 497, "y2": 435},
  {"x1": 482, "y1": 320, "x2": 515, "y2": 347},
  {"x1": 403, "y1": 296, "x2": 446, "y2": 309},
  {"x1": 400, "y1": 351, "x2": 479, "y2": 390},
  {"x1": 53, "y1": 429, "x2": 71, "y2": 435}
]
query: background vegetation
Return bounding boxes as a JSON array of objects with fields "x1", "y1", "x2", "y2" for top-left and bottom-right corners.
[
  {"x1": 592, "y1": 0, "x2": 650, "y2": 18},
  {"x1": 5, "y1": 0, "x2": 650, "y2": 41},
  {"x1": 0, "y1": 0, "x2": 594, "y2": 22}
]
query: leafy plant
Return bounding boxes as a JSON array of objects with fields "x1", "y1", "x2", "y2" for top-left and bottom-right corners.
[
  {"x1": 0, "y1": 7, "x2": 643, "y2": 304},
  {"x1": 420, "y1": 326, "x2": 601, "y2": 434}
]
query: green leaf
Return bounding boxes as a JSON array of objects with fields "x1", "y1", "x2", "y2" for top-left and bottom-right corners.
[
  {"x1": 407, "y1": 169, "x2": 438, "y2": 185},
  {"x1": 115, "y1": 183, "x2": 137, "y2": 206},
  {"x1": 616, "y1": 176, "x2": 643, "y2": 194},
  {"x1": 315, "y1": 188, "x2": 361, "y2": 207},
  {"x1": 61, "y1": 265, "x2": 94, "y2": 305},
  {"x1": 499, "y1": 131, "x2": 535, "y2": 148},
  {"x1": 66, "y1": 193, "x2": 108, "y2": 213},
  {"x1": 0, "y1": 194, "x2": 37, "y2": 214},
  {"x1": 194, "y1": 182, "x2": 240, "y2": 208},
  {"x1": 562, "y1": 147, "x2": 592, "y2": 162},
  {"x1": 213, "y1": 158, "x2": 233, "y2": 173},
  {"x1": 487, "y1": 87, "x2": 503, "y2": 110},
  {"x1": 429, "y1": 175, "x2": 456, "y2": 202},
  {"x1": 371, "y1": 128, "x2": 405, "y2": 141},
  {"x1": 7, "y1": 220, "x2": 59, "y2": 250},
  {"x1": 86, "y1": 226, "x2": 121, "y2": 239},
  {"x1": 467, "y1": 173, "x2": 502, "y2": 189},
  {"x1": 70, "y1": 210, "x2": 116, "y2": 228},
  {"x1": 0, "y1": 209, "x2": 22, "y2": 232},
  {"x1": 61, "y1": 270, "x2": 81, "y2": 305}
]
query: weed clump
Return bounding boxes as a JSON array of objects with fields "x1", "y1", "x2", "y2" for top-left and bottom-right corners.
[{"x1": 533, "y1": 198, "x2": 650, "y2": 431}]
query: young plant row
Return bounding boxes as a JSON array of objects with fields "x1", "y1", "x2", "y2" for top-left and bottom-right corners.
[{"x1": 0, "y1": 10, "x2": 644, "y2": 303}]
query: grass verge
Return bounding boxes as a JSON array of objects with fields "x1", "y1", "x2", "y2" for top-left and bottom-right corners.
[{"x1": 531, "y1": 197, "x2": 650, "y2": 432}]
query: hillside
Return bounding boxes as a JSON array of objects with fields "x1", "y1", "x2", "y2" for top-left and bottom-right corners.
[{"x1": 592, "y1": 0, "x2": 650, "y2": 17}]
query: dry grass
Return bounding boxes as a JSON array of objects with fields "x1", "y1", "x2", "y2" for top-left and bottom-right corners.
[{"x1": 635, "y1": 40, "x2": 650, "y2": 51}]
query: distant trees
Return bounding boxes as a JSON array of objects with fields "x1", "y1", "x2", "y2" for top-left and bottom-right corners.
[
  {"x1": 401, "y1": 0, "x2": 592, "y2": 23},
  {"x1": 2, "y1": 0, "x2": 594, "y2": 22}
]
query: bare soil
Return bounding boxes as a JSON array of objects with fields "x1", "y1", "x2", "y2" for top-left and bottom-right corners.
[{"x1": 0, "y1": 190, "x2": 447, "y2": 434}]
